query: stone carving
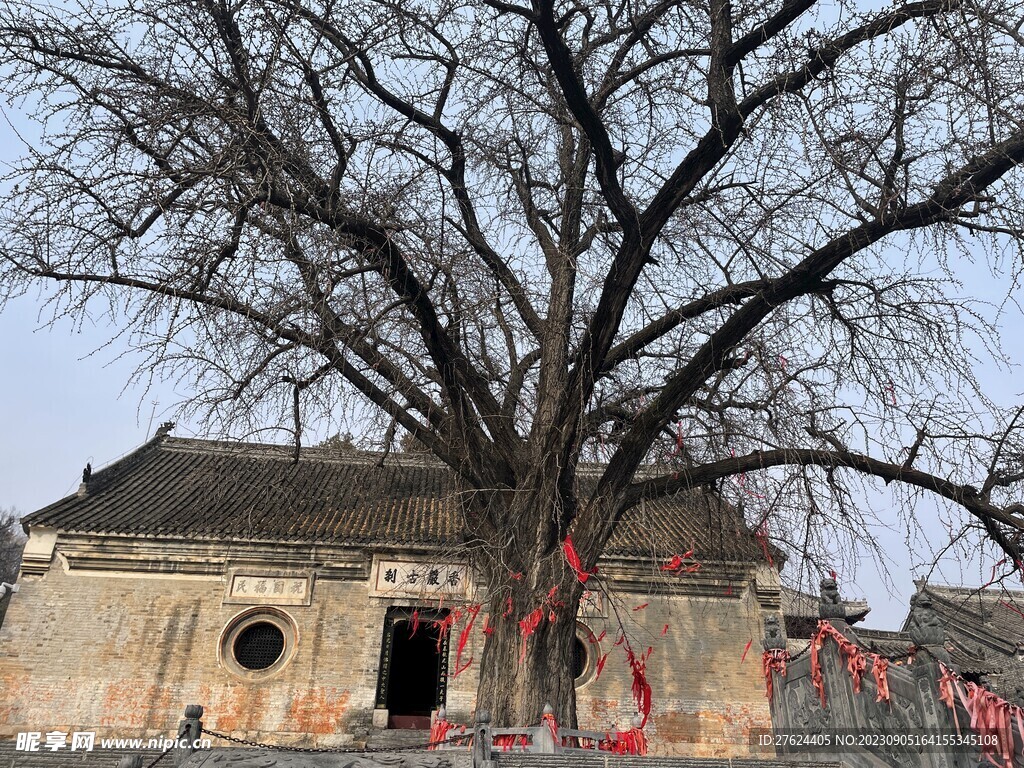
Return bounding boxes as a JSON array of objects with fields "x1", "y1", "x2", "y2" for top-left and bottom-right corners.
[
  {"x1": 907, "y1": 591, "x2": 946, "y2": 649},
  {"x1": 183, "y1": 751, "x2": 453, "y2": 768},
  {"x1": 819, "y1": 577, "x2": 846, "y2": 619},
  {"x1": 787, "y1": 679, "x2": 832, "y2": 734},
  {"x1": 763, "y1": 614, "x2": 787, "y2": 650}
]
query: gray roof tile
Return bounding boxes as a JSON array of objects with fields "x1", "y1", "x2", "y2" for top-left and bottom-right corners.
[{"x1": 24, "y1": 436, "x2": 769, "y2": 561}]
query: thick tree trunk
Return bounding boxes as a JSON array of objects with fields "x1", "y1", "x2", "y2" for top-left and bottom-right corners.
[
  {"x1": 475, "y1": 564, "x2": 584, "y2": 728},
  {"x1": 464, "y1": 448, "x2": 595, "y2": 727}
]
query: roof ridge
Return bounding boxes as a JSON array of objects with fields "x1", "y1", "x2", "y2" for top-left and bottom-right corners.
[
  {"x1": 154, "y1": 437, "x2": 724, "y2": 483},
  {"x1": 160, "y1": 436, "x2": 449, "y2": 467},
  {"x1": 925, "y1": 583, "x2": 1024, "y2": 599}
]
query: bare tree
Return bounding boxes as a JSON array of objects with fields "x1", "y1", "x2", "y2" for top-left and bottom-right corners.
[
  {"x1": 2, "y1": 0, "x2": 1024, "y2": 725},
  {"x1": 0, "y1": 508, "x2": 25, "y2": 585}
]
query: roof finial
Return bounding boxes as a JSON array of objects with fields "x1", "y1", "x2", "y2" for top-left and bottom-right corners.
[
  {"x1": 155, "y1": 421, "x2": 175, "y2": 438},
  {"x1": 82, "y1": 462, "x2": 92, "y2": 484}
]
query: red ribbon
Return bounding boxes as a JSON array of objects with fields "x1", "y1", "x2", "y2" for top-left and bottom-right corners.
[
  {"x1": 429, "y1": 715, "x2": 451, "y2": 750},
  {"x1": 626, "y1": 646, "x2": 653, "y2": 726},
  {"x1": 741, "y1": 638, "x2": 753, "y2": 663},
  {"x1": 937, "y1": 663, "x2": 1021, "y2": 768},
  {"x1": 562, "y1": 535, "x2": 597, "y2": 583},
  {"x1": 762, "y1": 649, "x2": 789, "y2": 701},
  {"x1": 451, "y1": 604, "x2": 481, "y2": 678},
  {"x1": 810, "y1": 620, "x2": 870, "y2": 707},
  {"x1": 518, "y1": 608, "x2": 544, "y2": 663},
  {"x1": 869, "y1": 654, "x2": 890, "y2": 704}
]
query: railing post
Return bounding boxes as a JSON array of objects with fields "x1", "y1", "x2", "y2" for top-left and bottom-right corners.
[
  {"x1": 430, "y1": 706, "x2": 450, "y2": 750},
  {"x1": 172, "y1": 704, "x2": 204, "y2": 767},
  {"x1": 628, "y1": 715, "x2": 648, "y2": 756},
  {"x1": 537, "y1": 703, "x2": 557, "y2": 754},
  {"x1": 473, "y1": 709, "x2": 495, "y2": 768}
]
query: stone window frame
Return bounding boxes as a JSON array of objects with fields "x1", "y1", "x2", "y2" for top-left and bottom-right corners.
[
  {"x1": 573, "y1": 620, "x2": 600, "y2": 689},
  {"x1": 218, "y1": 606, "x2": 300, "y2": 681}
]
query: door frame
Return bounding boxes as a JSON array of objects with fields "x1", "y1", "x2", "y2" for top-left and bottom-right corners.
[{"x1": 374, "y1": 606, "x2": 451, "y2": 717}]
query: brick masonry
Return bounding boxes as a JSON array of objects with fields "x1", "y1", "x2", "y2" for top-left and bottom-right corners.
[{"x1": 0, "y1": 534, "x2": 777, "y2": 758}]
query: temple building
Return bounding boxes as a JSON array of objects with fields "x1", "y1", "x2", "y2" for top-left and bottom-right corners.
[{"x1": 0, "y1": 427, "x2": 783, "y2": 757}]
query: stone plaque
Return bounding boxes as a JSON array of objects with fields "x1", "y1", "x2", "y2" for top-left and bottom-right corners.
[
  {"x1": 370, "y1": 558, "x2": 472, "y2": 600},
  {"x1": 223, "y1": 569, "x2": 314, "y2": 606}
]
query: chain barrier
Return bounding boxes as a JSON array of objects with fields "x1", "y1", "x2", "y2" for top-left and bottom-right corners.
[
  {"x1": 789, "y1": 641, "x2": 812, "y2": 661},
  {"x1": 144, "y1": 724, "x2": 191, "y2": 768},
  {"x1": 203, "y1": 728, "x2": 471, "y2": 754}
]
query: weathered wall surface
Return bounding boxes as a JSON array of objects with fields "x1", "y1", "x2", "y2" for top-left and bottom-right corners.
[
  {"x1": 0, "y1": 535, "x2": 774, "y2": 757},
  {"x1": 573, "y1": 561, "x2": 775, "y2": 757}
]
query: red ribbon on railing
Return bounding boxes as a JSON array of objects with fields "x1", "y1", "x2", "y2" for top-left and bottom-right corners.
[
  {"x1": 429, "y1": 716, "x2": 452, "y2": 750},
  {"x1": 938, "y1": 662, "x2": 961, "y2": 733},
  {"x1": 598, "y1": 727, "x2": 647, "y2": 755},
  {"x1": 809, "y1": 620, "x2": 877, "y2": 707},
  {"x1": 762, "y1": 649, "x2": 790, "y2": 701},
  {"x1": 938, "y1": 661, "x2": 1024, "y2": 768},
  {"x1": 869, "y1": 654, "x2": 890, "y2": 705},
  {"x1": 541, "y1": 712, "x2": 559, "y2": 746}
]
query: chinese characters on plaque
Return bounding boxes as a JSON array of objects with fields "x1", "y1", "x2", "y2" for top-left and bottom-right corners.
[
  {"x1": 224, "y1": 570, "x2": 313, "y2": 605},
  {"x1": 371, "y1": 559, "x2": 472, "y2": 599}
]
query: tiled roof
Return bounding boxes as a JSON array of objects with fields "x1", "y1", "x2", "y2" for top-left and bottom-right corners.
[
  {"x1": 781, "y1": 586, "x2": 870, "y2": 622},
  {"x1": 911, "y1": 584, "x2": 1024, "y2": 700},
  {"x1": 914, "y1": 584, "x2": 1024, "y2": 655},
  {"x1": 854, "y1": 585, "x2": 1024, "y2": 703},
  {"x1": 23, "y1": 435, "x2": 769, "y2": 561},
  {"x1": 780, "y1": 586, "x2": 870, "y2": 640}
]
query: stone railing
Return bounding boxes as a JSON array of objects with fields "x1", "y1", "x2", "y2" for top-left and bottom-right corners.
[
  {"x1": 119, "y1": 703, "x2": 648, "y2": 768},
  {"x1": 446, "y1": 705, "x2": 646, "y2": 757},
  {"x1": 766, "y1": 619, "x2": 1024, "y2": 768}
]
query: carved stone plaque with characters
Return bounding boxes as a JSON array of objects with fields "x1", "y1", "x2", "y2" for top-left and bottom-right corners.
[{"x1": 223, "y1": 568, "x2": 314, "y2": 606}]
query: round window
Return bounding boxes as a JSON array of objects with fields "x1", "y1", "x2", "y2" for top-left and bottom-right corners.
[
  {"x1": 572, "y1": 637, "x2": 588, "y2": 680},
  {"x1": 219, "y1": 607, "x2": 298, "y2": 680},
  {"x1": 572, "y1": 622, "x2": 599, "y2": 687},
  {"x1": 234, "y1": 622, "x2": 285, "y2": 670}
]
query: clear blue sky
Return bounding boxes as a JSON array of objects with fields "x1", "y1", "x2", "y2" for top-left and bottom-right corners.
[{"x1": 1, "y1": 102, "x2": 1021, "y2": 632}]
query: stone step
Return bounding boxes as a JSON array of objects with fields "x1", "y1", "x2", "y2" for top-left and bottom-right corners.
[{"x1": 364, "y1": 729, "x2": 434, "y2": 750}]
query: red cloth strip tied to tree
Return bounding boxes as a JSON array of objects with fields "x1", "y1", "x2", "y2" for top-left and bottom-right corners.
[
  {"x1": 451, "y1": 604, "x2": 481, "y2": 678},
  {"x1": 518, "y1": 607, "x2": 545, "y2": 663},
  {"x1": 433, "y1": 609, "x2": 462, "y2": 652},
  {"x1": 762, "y1": 649, "x2": 790, "y2": 701},
  {"x1": 562, "y1": 534, "x2": 597, "y2": 583},
  {"x1": 626, "y1": 646, "x2": 653, "y2": 727}
]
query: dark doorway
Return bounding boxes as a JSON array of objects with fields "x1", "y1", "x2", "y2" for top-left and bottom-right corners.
[
  {"x1": 375, "y1": 607, "x2": 449, "y2": 729},
  {"x1": 387, "y1": 620, "x2": 443, "y2": 728}
]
